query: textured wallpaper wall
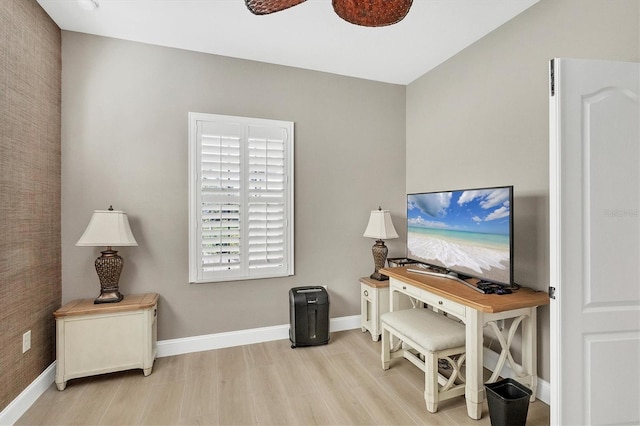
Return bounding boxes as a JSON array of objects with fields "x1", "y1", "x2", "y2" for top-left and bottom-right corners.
[{"x1": 0, "y1": 0, "x2": 61, "y2": 411}]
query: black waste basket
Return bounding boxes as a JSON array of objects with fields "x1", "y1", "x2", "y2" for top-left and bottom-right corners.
[
  {"x1": 289, "y1": 286, "x2": 330, "y2": 348},
  {"x1": 485, "y1": 378, "x2": 532, "y2": 426}
]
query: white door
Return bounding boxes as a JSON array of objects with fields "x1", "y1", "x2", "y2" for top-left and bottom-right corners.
[{"x1": 550, "y1": 58, "x2": 640, "y2": 425}]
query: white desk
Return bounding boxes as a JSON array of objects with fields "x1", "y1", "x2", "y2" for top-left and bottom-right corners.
[{"x1": 381, "y1": 267, "x2": 549, "y2": 420}]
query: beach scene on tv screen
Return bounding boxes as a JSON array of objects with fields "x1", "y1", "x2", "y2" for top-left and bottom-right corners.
[{"x1": 407, "y1": 187, "x2": 511, "y2": 284}]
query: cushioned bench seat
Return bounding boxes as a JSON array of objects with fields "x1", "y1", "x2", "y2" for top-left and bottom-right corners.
[
  {"x1": 381, "y1": 307, "x2": 466, "y2": 351},
  {"x1": 381, "y1": 308, "x2": 467, "y2": 413}
]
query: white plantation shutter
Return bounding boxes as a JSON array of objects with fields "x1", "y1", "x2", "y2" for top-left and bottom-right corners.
[
  {"x1": 199, "y1": 122, "x2": 242, "y2": 276},
  {"x1": 247, "y1": 127, "x2": 287, "y2": 272},
  {"x1": 189, "y1": 113, "x2": 294, "y2": 283}
]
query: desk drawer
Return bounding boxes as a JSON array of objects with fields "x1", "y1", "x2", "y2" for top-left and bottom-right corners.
[
  {"x1": 390, "y1": 279, "x2": 421, "y2": 298},
  {"x1": 420, "y1": 290, "x2": 465, "y2": 319}
]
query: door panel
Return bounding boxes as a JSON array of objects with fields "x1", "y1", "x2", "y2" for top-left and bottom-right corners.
[
  {"x1": 585, "y1": 88, "x2": 640, "y2": 308},
  {"x1": 586, "y1": 334, "x2": 640, "y2": 425}
]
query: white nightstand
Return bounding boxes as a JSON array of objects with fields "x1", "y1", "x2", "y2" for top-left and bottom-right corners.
[
  {"x1": 54, "y1": 293, "x2": 158, "y2": 390},
  {"x1": 360, "y1": 277, "x2": 390, "y2": 341}
]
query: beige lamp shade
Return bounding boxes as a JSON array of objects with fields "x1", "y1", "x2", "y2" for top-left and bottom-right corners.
[
  {"x1": 76, "y1": 210, "x2": 138, "y2": 247},
  {"x1": 363, "y1": 209, "x2": 399, "y2": 240}
]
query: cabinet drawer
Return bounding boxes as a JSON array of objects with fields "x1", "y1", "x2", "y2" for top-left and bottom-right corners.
[
  {"x1": 361, "y1": 284, "x2": 374, "y2": 301},
  {"x1": 420, "y1": 290, "x2": 465, "y2": 319}
]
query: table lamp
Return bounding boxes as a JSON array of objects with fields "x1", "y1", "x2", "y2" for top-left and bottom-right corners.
[
  {"x1": 76, "y1": 206, "x2": 138, "y2": 304},
  {"x1": 363, "y1": 207, "x2": 398, "y2": 280}
]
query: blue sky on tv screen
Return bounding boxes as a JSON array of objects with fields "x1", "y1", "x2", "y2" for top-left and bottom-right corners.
[{"x1": 407, "y1": 187, "x2": 511, "y2": 236}]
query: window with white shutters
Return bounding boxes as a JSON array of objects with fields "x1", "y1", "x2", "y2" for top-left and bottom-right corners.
[{"x1": 188, "y1": 113, "x2": 294, "y2": 283}]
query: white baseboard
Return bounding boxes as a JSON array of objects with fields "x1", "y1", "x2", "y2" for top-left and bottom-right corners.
[
  {"x1": 156, "y1": 314, "x2": 361, "y2": 357},
  {"x1": 0, "y1": 362, "x2": 56, "y2": 426},
  {"x1": 2, "y1": 314, "x2": 550, "y2": 425}
]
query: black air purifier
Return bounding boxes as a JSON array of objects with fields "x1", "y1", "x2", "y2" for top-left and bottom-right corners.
[{"x1": 289, "y1": 286, "x2": 330, "y2": 348}]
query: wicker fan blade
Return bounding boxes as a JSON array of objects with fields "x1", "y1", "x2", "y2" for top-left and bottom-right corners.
[
  {"x1": 245, "y1": 0, "x2": 307, "y2": 15},
  {"x1": 332, "y1": 0, "x2": 413, "y2": 27}
]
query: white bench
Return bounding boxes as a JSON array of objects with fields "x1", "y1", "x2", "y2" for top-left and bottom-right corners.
[{"x1": 381, "y1": 308, "x2": 467, "y2": 413}]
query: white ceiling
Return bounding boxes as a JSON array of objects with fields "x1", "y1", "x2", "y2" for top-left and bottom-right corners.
[{"x1": 37, "y1": 0, "x2": 539, "y2": 85}]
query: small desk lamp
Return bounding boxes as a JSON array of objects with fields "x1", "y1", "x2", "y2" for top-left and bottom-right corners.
[
  {"x1": 76, "y1": 206, "x2": 138, "y2": 304},
  {"x1": 363, "y1": 207, "x2": 398, "y2": 280}
]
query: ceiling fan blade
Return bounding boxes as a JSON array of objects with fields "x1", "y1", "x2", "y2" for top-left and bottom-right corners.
[
  {"x1": 245, "y1": 0, "x2": 307, "y2": 15},
  {"x1": 332, "y1": 0, "x2": 413, "y2": 27}
]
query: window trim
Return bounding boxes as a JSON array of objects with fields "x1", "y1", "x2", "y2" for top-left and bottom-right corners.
[{"x1": 188, "y1": 112, "x2": 294, "y2": 283}]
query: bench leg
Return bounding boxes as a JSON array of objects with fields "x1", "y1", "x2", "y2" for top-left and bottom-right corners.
[
  {"x1": 425, "y1": 351, "x2": 438, "y2": 413},
  {"x1": 381, "y1": 326, "x2": 390, "y2": 370}
]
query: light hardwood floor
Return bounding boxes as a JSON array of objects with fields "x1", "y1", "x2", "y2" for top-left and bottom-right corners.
[{"x1": 17, "y1": 329, "x2": 549, "y2": 425}]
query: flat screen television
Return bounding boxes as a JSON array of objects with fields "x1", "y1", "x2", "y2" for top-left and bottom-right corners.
[{"x1": 406, "y1": 185, "x2": 514, "y2": 286}]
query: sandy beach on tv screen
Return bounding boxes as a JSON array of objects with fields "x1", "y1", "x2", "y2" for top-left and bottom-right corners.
[{"x1": 407, "y1": 231, "x2": 510, "y2": 284}]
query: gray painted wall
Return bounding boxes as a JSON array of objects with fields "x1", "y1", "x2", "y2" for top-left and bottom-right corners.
[
  {"x1": 406, "y1": 0, "x2": 639, "y2": 382},
  {"x1": 61, "y1": 32, "x2": 406, "y2": 340}
]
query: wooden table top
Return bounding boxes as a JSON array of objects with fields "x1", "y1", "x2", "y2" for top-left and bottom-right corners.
[
  {"x1": 54, "y1": 293, "x2": 159, "y2": 318},
  {"x1": 359, "y1": 276, "x2": 391, "y2": 288},
  {"x1": 380, "y1": 267, "x2": 549, "y2": 314}
]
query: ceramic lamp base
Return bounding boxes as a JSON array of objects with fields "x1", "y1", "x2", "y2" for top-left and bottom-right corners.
[
  {"x1": 370, "y1": 239, "x2": 389, "y2": 281},
  {"x1": 94, "y1": 248, "x2": 125, "y2": 304}
]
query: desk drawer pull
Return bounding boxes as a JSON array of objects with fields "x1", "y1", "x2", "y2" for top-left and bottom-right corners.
[
  {"x1": 438, "y1": 301, "x2": 443, "y2": 305},
  {"x1": 364, "y1": 290, "x2": 369, "y2": 297}
]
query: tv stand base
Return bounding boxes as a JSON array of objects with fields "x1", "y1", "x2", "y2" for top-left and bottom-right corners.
[{"x1": 406, "y1": 268, "x2": 485, "y2": 293}]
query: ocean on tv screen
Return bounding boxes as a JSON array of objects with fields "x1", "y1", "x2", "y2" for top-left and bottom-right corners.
[{"x1": 407, "y1": 187, "x2": 511, "y2": 284}]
